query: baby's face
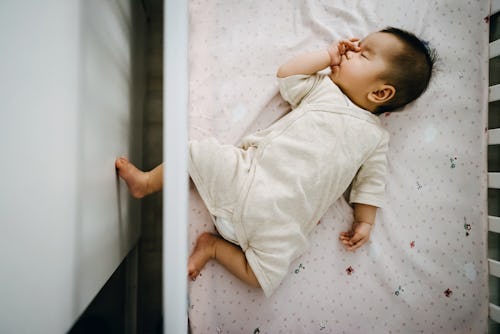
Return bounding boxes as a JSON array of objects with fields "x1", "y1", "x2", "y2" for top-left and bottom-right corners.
[{"x1": 330, "y1": 32, "x2": 403, "y2": 110}]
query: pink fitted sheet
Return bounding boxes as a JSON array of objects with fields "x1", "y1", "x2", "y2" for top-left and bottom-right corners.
[{"x1": 187, "y1": 0, "x2": 490, "y2": 332}]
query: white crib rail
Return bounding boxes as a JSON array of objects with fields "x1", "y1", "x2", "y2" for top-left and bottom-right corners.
[
  {"x1": 163, "y1": 0, "x2": 189, "y2": 333},
  {"x1": 491, "y1": 173, "x2": 500, "y2": 189},
  {"x1": 491, "y1": 303, "x2": 500, "y2": 323},
  {"x1": 492, "y1": 39, "x2": 500, "y2": 59},
  {"x1": 490, "y1": 216, "x2": 500, "y2": 233},
  {"x1": 489, "y1": 0, "x2": 500, "y2": 328},
  {"x1": 490, "y1": 84, "x2": 500, "y2": 102},
  {"x1": 490, "y1": 128, "x2": 500, "y2": 145}
]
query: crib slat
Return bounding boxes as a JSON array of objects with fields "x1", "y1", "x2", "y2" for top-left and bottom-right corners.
[
  {"x1": 489, "y1": 259, "x2": 500, "y2": 278},
  {"x1": 493, "y1": 0, "x2": 500, "y2": 16},
  {"x1": 492, "y1": 40, "x2": 500, "y2": 59},
  {"x1": 490, "y1": 173, "x2": 500, "y2": 189},
  {"x1": 490, "y1": 216, "x2": 500, "y2": 233},
  {"x1": 490, "y1": 128, "x2": 500, "y2": 145},
  {"x1": 491, "y1": 303, "x2": 500, "y2": 323},
  {"x1": 491, "y1": 84, "x2": 500, "y2": 103}
]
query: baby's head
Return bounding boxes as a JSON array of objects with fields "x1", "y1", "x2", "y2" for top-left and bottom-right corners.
[{"x1": 330, "y1": 27, "x2": 436, "y2": 113}]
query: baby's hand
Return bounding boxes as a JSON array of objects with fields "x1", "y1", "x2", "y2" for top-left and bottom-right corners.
[
  {"x1": 327, "y1": 38, "x2": 360, "y2": 67},
  {"x1": 339, "y1": 221, "x2": 372, "y2": 252}
]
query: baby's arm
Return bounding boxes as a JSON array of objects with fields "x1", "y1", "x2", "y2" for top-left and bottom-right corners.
[
  {"x1": 341, "y1": 132, "x2": 389, "y2": 251},
  {"x1": 276, "y1": 38, "x2": 360, "y2": 78},
  {"x1": 339, "y1": 203, "x2": 377, "y2": 251},
  {"x1": 276, "y1": 50, "x2": 331, "y2": 78}
]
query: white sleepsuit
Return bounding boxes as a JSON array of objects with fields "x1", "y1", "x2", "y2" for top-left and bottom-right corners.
[{"x1": 188, "y1": 74, "x2": 390, "y2": 297}]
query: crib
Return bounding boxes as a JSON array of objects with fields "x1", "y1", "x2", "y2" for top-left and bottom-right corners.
[
  {"x1": 162, "y1": 0, "x2": 500, "y2": 333},
  {"x1": 488, "y1": 1, "x2": 500, "y2": 332}
]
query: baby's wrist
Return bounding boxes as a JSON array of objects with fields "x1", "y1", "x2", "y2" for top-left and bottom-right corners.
[
  {"x1": 327, "y1": 44, "x2": 338, "y2": 66},
  {"x1": 356, "y1": 220, "x2": 374, "y2": 226}
]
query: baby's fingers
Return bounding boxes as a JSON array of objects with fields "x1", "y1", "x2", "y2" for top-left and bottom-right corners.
[
  {"x1": 346, "y1": 239, "x2": 366, "y2": 251},
  {"x1": 346, "y1": 233, "x2": 368, "y2": 251},
  {"x1": 341, "y1": 239, "x2": 354, "y2": 249},
  {"x1": 337, "y1": 42, "x2": 346, "y2": 55},
  {"x1": 339, "y1": 232, "x2": 353, "y2": 247},
  {"x1": 340, "y1": 39, "x2": 361, "y2": 52},
  {"x1": 339, "y1": 231, "x2": 352, "y2": 240}
]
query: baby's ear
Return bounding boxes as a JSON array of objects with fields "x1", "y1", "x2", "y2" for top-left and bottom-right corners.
[{"x1": 368, "y1": 85, "x2": 395, "y2": 104}]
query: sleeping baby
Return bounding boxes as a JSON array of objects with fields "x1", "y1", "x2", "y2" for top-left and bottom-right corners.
[{"x1": 115, "y1": 27, "x2": 435, "y2": 297}]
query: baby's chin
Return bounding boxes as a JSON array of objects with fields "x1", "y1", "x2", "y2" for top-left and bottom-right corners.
[
  {"x1": 328, "y1": 69, "x2": 341, "y2": 84},
  {"x1": 328, "y1": 74, "x2": 351, "y2": 99}
]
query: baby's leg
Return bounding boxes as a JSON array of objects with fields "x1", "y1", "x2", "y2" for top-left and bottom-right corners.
[
  {"x1": 188, "y1": 232, "x2": 260, "y2": 288},
  {"x1": 115, "y1": 157, "x2": 164, "y2": 198}
]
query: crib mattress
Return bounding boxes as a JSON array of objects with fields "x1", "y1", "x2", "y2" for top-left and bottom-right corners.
[{"x1": 187, "y1": 0, "x2": 490, "y2": 332}]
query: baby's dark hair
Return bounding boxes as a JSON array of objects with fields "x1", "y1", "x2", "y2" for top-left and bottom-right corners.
[{"x1": 376, "y1": 27, "x2": 437, "y2": 113}]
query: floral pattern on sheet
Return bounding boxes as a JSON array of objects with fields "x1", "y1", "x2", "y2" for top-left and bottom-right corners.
[{"x1": 188, "y1": 0, "x2": 490, "y2": 333}]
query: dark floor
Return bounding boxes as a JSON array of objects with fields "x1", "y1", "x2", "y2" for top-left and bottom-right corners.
[{"x1": 69, "y1": 262, "x2": 126, "y2": 334}]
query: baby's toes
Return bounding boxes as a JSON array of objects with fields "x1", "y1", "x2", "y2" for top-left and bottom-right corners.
[
  {"x1": 189, "y1": 269, "x2": 199, "y2": 281},
  {"x1": 115, "y1": 157, "x2": 128, "y2": 170}
]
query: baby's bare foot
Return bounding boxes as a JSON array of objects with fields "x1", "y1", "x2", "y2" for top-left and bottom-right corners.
[
  {"x1": 115, "y1": 157, "x2": 150, "y2": 199},
  {"x1": 188, "y1": 232, "x2": 218, "y2": 281}
]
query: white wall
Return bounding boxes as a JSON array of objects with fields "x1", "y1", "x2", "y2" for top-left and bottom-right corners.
[{"x1": 0, "y1": 1, "x2": 145, "y2": 332}]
